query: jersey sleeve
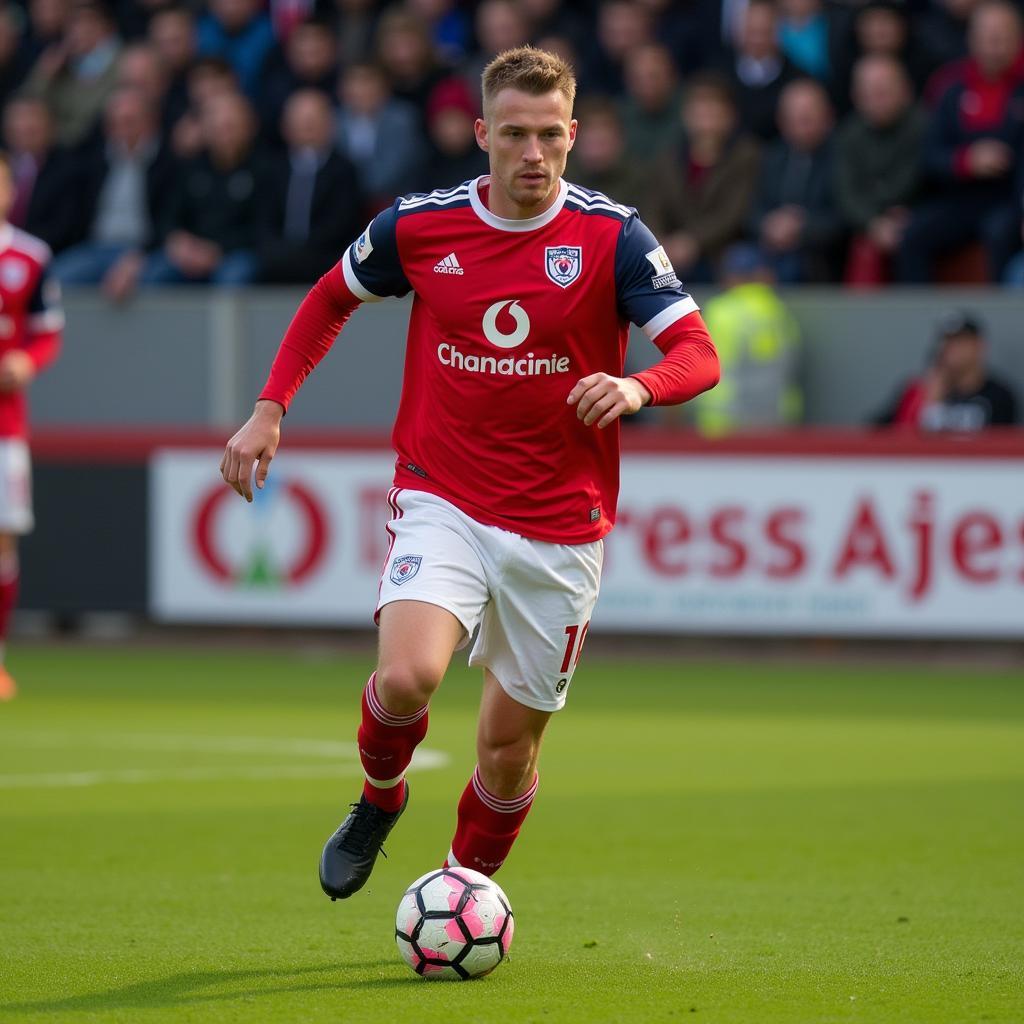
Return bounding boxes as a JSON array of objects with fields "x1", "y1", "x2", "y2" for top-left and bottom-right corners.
[
  {"x1": 615, "y1": 214, "x2": 699, "y2": 340},
  {"x1": 339, "y1": 200, "x2": 412, "y2": 302},
  {"x1": 27, "y1": 261, "x2": 65, "y2": 336}
]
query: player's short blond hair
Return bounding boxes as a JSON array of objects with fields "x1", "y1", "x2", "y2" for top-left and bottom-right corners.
[{"x1": 481, "y1": 46, "x2": 576, "y2": 118}]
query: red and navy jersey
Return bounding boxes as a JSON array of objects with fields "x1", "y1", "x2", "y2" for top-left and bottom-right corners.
[
  {"x1": 343, "y1": 176, "x2": 699, "y2": 544},
  {"x1": 0, "y1": 223, "x2": 63, "y2": 439}
]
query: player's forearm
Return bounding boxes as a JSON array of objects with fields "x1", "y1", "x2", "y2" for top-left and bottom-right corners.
[
  {"x1": 259, "y1": 264, "x2": 360, "y2": 410},
  {"x1": 630, "y1": 312, "x2": 720, "y2": 407},
  {"x1": 23, "y1": 330, "x2": 62, "y2": 373}
]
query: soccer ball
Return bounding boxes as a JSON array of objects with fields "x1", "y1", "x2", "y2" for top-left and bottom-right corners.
[{"x1": 395, "y1": 867, "x2": 514, "y2": 980}]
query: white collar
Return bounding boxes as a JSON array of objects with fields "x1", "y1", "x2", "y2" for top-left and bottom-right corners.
[
  {"x1": 0, "y1": 223, "x2": 12, "y2": 251},
  {"x1": 468, "y1": 175, "x2": 568, "y2": 232}
]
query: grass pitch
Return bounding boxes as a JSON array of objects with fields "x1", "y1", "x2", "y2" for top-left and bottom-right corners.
[{"x1": 0, "y1": 644, "x2": 1021, "y2": 1023}]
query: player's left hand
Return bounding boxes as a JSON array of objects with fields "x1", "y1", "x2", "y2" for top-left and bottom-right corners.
[
  {"x1": 0, "y1": 351, "x2": 36, "y2": 393},
  {"x1": 567, "y1": 373, "x2": 651, "y2": 429}
]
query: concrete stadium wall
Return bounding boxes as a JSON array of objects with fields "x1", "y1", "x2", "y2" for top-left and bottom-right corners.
[{"x1": 32, "y1": 287, "x2": 1024, "y2": 429}]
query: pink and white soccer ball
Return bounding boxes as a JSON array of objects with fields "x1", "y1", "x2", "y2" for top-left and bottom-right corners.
[{"x1": 395, "y1": 867, "x2": 514, "y2": 980}]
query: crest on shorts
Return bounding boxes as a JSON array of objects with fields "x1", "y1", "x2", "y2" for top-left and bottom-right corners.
[
  {"x1": 390, "y1": 554, "x2": 422, "y2": 585},
  {"x1": 544, "y1": 246, "x2": 582, "y2": 288}
]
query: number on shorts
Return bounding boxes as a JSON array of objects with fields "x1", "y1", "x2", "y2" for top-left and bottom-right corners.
[{"x1": 560, "y1": 620, "x2": 591, "y2": 673}]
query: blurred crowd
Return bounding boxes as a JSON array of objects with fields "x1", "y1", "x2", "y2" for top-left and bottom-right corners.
[{"x1": 4, "y1": 0, "x2": 1024, "y2": 292}]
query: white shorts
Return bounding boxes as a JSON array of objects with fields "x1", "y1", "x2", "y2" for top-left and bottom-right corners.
[
  {"x1": 376, "y1": 489, "x2": 603, "y2": 712},
  {"x1": 0, "y1": 439, "x2": 33, "y2": 534}
]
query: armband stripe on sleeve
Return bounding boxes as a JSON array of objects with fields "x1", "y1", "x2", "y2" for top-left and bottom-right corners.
[
  {"x1": 641, "y1": 296, "x2": 700, "y2": 341},
  {"x1": 341, "y1": 248, "x2": 385, "y2": 303}
]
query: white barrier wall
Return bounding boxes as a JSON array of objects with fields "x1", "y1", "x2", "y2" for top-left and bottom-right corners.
[{"x1": 151, "y1": 443, "x2": 1024, "y2": 637}]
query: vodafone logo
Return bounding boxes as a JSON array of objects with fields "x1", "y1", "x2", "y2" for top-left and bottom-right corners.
[
  {"x1": 192, "y1": 479, "x2": 329, "y2": 587},
  {"x1": 482, "y1": 299, "x2": 530, "y2": 349}
]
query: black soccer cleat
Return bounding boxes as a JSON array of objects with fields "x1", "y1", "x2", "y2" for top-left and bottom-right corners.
[{"x1": 319, "y1": 784, "x2": 409, "y2": 900}]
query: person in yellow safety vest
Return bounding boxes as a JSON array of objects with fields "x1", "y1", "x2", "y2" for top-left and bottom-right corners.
[{"x1": 688, "y1": 243, "x2": 802, "y2": 435}]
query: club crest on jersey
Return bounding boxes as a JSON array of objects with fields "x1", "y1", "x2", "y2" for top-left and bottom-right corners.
[
  {"x1": 545, "y1": 246, "x2": 582, "y2": 288},
  {"x1": 390, "y1": 554, "x2": 422, "y2": 585},
  {"x1": 0, "y1": 259, "x2": 28, "y2": 290}
]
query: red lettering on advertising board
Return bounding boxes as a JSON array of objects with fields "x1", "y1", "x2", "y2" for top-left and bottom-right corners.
[
  {"x1": 953, "y1": 512, "x2": 1003, "y2": 583},
  {"x1": 764, "y1": 507, "x2": 806, "y2": 578},
  {"x1": 643, "y1": 507, "x2": 691, "y2": 576},
  {"x1": 708, "y1": 507, "x2": 747, "y2": 578},
  {"x1": 907, "y1": 491, "x2": 934, "y2": 601},
  {"x1": 833, "y1": 499, "x2": 896, "y2": 581},
  {"x1": 359, "y1": 486, "x2": 391, "y2": 568}
]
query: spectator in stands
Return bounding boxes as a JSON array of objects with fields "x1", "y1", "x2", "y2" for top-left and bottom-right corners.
[
  {"x1": 845, "y1": 2, "x2": 930, "y2": 96},
  {"x1": 0, "y1": 7, "x2": 32, "y2": 108},
  {"x1": 374, "y1": 8, "x2": 448, "y2": 117},
  {"x1": 24, "y1": 0, "x2": 72, "y2": 67},
  {"x1": 169, "y1": 56, "x2": 239, "y2": 159},
  {"x1": 874, "y1": 312, "x2": 1018, "y2": 428},
  {"x1": 332, "y1": 0, "x2": 379, "y2": 68},
  {"x1": 2, "y1": 96, "x2": 85, "y2": 253},
  {"x1": 619, "y1": 43, "x2": 683, "y2": 160},
  {"x1": 778, "y1": 0, "x2": 833, "y2": 83},
  {"x1": 721, "y1": 0, "x2": 800, "y2": 141},
  {"x1": 566, "y1": 97, "x2": 647, "y2": 208},
  {"x1": 22, "y1": 0, "x2": 123, "y2": 147},
  {"x1": 147, "y1": 6, "x2": 196, "y2": 132},
  {"x1": 335, "y1": 61, "x2": 422, "y2": 202},
  {"x1": 115, "y1": 43, "x2": 169, "y2": 129},
  {"x1": 836, "y1": 56, "x2": 926, "y2": 286},
  {"x1": 259, "y1": 18, "x2": 338, "y2": 148},
  {"x1": 406, "y1": 0, "x2": 470, "y2": 65},
  {"x1": 140, "y1": 90, "x2": 265, "y2": 285},
  {"x1": 196, "y1": 0, "x2": 275, "y2": 98},
  {"x1": 114, "y1": 0, "x2": 180, "y2": 41},
  {"x1": 688, "y1": 243, "x2": 802, "y2": 434},
  {"x1": 51, "y1": 88, "x2": 176, "y2": 298},
  {"x1": 419, "y1": 76, "x2": 487, "y2": 191},
  {"x1": 580, "y1": 0, "x2": 654, "y2": 95},
  {"x1": 462, "y1": 0, "x2": 531, "y2": 87},
  {"x1": 643, "y1": 73, "x2": 760, "y2": 282},
  {"x1": 897, "y1": 0, "x2": 1024, "y2": 282},
  {"x1": 916, "y1": 0, "x2": 982, "y2": 86},
  {"x1": 516, "y1": 0, "x2": 586, "y2": 43},
  {"x1": 258, "y1": 89, "x2": 362, "y2": 283},
  {"x1": 750, "y1": 78, "x2": 843, "y2": 282},
  {"x1": 1001, "y1": 188, "x2": 1024, "y2": 284}
]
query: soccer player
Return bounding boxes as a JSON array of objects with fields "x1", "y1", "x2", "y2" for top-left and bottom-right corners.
[
  {"x1": 221, "y1": 47, "x2": 719, "y2": 897},
  {"x1": 0, "y1": 152, "x2": 64, "y2": 701}
]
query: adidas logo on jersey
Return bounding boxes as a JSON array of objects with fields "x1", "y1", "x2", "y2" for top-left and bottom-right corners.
[{"x1": 433, "y1": 253, "x2": 464, "y2": 275}]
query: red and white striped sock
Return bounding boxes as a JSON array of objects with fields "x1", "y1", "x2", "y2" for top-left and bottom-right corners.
[
  {"x1": 447, "y1": 767, "x2": 538, "y2": 876},
  {"x1": 358, "y1": 672, "x2": 428, "y2": 813}
]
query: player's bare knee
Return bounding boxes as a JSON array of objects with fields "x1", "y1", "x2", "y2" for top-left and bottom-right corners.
[
  {"x1": 478, "y1": 736, "x2": 538, "y2": 798},
  {"x1": 375, "y1": 662, "x2": 442, "y2": 714}
]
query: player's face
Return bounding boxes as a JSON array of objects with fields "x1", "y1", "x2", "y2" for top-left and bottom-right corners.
[{"x1": 476, "y1": 88, "x2": 577, "y2": 218}]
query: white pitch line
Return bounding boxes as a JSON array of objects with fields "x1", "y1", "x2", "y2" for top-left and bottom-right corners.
[{"x1": 0, "y1": 734, "x2": 449, "y2": 789}]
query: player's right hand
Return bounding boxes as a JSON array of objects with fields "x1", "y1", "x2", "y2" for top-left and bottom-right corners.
[{"x1": 220, "y1": 400, "x2": 283, "y2": 502}]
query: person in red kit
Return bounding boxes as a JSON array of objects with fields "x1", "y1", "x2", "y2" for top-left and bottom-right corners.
[
  {"x1": 898, "y1": 0, "x2": 1024, "y2": 281},
  {"x1": 0, "y1": 151, "x2": 63, "y2": 701},
  {"x1": 220, "y1": 47, "x2": 719, "y2": 897}
]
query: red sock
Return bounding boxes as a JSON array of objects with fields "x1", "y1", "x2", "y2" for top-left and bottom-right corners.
[
  {"x1": 0, "y1": 554, "x2": 18, "y2": 649},
  {"x1": 358, "y1": 672, "x2": 428, "y2": 813},
  {"x1": 447, "y1": 767, "x2": 538, "y2": 876}
]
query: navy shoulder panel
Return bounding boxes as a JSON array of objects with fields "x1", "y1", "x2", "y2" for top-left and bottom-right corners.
[
  {"x1": 395, "y1": 181, "x2": 473, "y2": 218},
  {"x1": 563, "y1": 182, "x2": 634, "y2": 222}
]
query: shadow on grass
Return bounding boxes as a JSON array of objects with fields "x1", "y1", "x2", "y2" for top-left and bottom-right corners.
[{"x1": 0, "y1": 960, "x2": 416, "y2": 1015}]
